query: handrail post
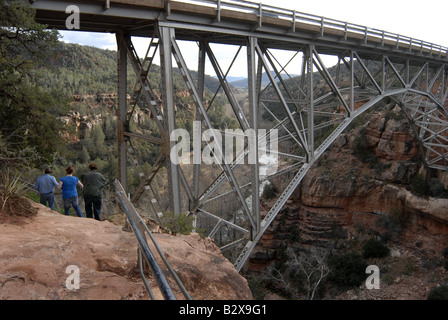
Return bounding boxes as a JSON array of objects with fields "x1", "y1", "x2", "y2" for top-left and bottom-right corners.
[{"x1": 115, "y1": 180, "x2": 177, "y2": 300}]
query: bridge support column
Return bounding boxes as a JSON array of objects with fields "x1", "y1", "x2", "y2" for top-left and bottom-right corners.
[
  {"x1": 248, "y1": 37, "x2": 260, "y2": 235},
  {"x1": 160, "y1": 26, "x2": 181, "y2": 216},
  {"x1": 116, "y1": 31, "x2": 128, "y2": 193},
  {"x1": 306, "y1": 45, "x2": 314, "y2": 157}
]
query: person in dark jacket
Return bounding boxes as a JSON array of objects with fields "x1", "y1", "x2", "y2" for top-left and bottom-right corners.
[{"x1": 81, "y1": 163, "x2": 107, "y2": 221}]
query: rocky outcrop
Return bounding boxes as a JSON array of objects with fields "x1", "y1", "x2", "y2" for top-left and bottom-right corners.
[
  {"x1": 295, "y1": 105, "x2": 448, "y2": 234},
  {"x1": 249, "y1": 106, "x2": 448, "y2": 290},
  {"x1": 0, "y1": 200, "x2": 252, "y2": 300},
  {"x1": 306, "y1": 169, "x2": 444, "y2": 237},
  {"x1": 364, "y1": 105, "x2": 419, "y2": 161},
  {"x1": 300, "y1": 169, "x2": 448, "y2": 234}
]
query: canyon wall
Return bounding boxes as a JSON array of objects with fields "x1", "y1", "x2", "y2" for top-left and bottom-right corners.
[{"x1": 249, "y1": 106, "x2": 448, "y2": 271}]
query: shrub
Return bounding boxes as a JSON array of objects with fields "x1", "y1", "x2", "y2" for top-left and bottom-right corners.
[
  {"x1": 353, "y1": 127, "x2": 368, "y2": 154},
  {"x1": 442, "y1": 247, "x2": 448, "y2": 259},
  {"x1": 328, "y1": 253, "x2": 367, "y2": 288},
  {"x1": 247, "y1": 278, "x2": 267, "y2": 300},
  {"x1": 160, "y1": 211, "x2": 195, "y2": 235},
  {"x1": 1, "y1": 170, "x2": 28, "y2": 210},
  {"x1": 411, "y1": 173, "x2": 429, "y2": 197},
  {"x1": 362, "y1": 238, "x2": 390, "y2": 259},
  {"x1": 412, "y1": 176, "x2": 448, "y2": 198},
  {"x1": 353, "y1": 127, "x2": 378, "y2": 165},
  {"x1": 262, "y1": 182, "x2": 277, "y2": 201},
  {"x1": 428, "y1": 284, "x2": 448, "y2": 300},
  {"x1": 379, "y1": 208, "x2": 406, "y2": 242},
  {"x1": 429, "y1": 178, "x2": 448, "y2": 198}
]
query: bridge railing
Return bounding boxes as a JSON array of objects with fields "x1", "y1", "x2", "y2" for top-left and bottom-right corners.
[
  {"x1": 114, "y1": 179, "x2": 192, "y2": 300},
  {"x1": 170, "y1": 0, "x2": 448, "y2": 56}
]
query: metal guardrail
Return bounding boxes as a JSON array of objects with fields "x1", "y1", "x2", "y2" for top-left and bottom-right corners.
[
  {"x1": 114, "y1": 179, "x2": 192, "y2": 300},
  {"x1": 171, "y1": 0, "x2": 448, "y2": 56}
]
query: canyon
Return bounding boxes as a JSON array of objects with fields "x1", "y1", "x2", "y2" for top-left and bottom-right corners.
[
  {"x1": 247, "y1": 105, "x2": 448, "y2": 299},
  {"x1": 3, "y1": 93, "x2": 447, "y2": 300}
]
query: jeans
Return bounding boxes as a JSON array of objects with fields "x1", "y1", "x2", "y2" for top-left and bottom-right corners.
[
  {"x1": 84, "y1": 196, "x2": 102, "y2": 221},
  {"x1": 40, "y1": 192, "x2": 55, "y2": 211},
  {"x1": 63, "y1": 196, "x2": 84, "y2": 217}
]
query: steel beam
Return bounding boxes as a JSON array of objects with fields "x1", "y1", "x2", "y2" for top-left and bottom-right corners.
[
  {"x1": 255, "y1": 43, "x2": 310, "y2": 161},
  {"x1": 307, "y1": 46, "x2": 315, "y2": 155},
  {"x1": 204, "y1": 43, "x2": 250, "y2": 130},
  {"x1": 160, "y1": 26, "x2": 181, "y2": 216},
  {"x1": 116, "y1": 31, "x2": 128, "y2": 193},
  {"x1": 170, "y1": 37, "x2": 257, "y2": 232},
  {"x1": 248, "y1": 37, "x2": 260, "y2": 233}
]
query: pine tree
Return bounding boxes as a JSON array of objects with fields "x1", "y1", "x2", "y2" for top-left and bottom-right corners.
[
  {"x1": 90, "y1": 125, "x2": 106, "y2": 158},
  {"x1": 79, "y1": 146, "x2": 91, "y2": 163},
  {"x1": 0, "y1": 0, "x2": 68, "y2": 167},
  {"x1": 104, "y1": 117, "x2": 117, "y2": 140}
]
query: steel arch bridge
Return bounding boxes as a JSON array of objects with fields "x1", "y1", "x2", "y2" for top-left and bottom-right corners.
[{"x1": 32, "y1": 0, "x2": 448, "y2": 271}]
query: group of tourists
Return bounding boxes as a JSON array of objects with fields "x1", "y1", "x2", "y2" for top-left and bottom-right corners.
[{"x1": 34, "y1": 163, "x2": 107, "y2": 221}]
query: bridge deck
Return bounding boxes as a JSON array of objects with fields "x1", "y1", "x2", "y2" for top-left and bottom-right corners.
[{"x1": 32, "y1": 0, "x2": 448, "y2": 64}]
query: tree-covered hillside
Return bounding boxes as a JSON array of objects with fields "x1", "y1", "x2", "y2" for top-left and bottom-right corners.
[
  {"x1": 0, "y1": 0, "x2": 239, "y2": 208},
  {"x1": 29, "y1": 40, "x2": 239, "y2": 196},
  {"x1": 36, "y1": 42, "x2": 118, "y2": 95},
  {"x1": 36, "y1": 41, "x2": 226, "y2": 97}
]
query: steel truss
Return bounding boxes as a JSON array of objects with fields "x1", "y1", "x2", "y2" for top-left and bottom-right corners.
[
  {"x1": 113, "y1": 20, "x2": 448, "y2": 272},
  {"x1": 29, "y1": 0, "x2": 448, "y2": 271}
]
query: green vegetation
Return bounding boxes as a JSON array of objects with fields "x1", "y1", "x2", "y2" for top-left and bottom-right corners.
[
  {"x1": 0, "y1": 0, "x2": 68, "y2": 167},
  {"x1": 362, "y1": 238, "x2": 390, "y2": 259},
  {"x1": 0, "y1": 0, "x2": 239, "y2": 233},
  {"x1": 262, "y1": 182, "x2": 277, "y2": 201},
  {"x1": 328, "y1": 253, "x2": 367, "y2": 288},
  {"x1": 35, "y1": 42, "x2": 237, "y2": 189},
  {"x1": 411, "y1": 173, "x2": 448, "y2": 198},
  {"x1": 443, "y1": 247, "x2": 448, "y2": 271},
  {"x1": 247, "y1": 278, "x2": 268, "y2": 300},
  {"x1": 428, "y1": 178, "x2": 448, "y2": 198},
  {"x1": 428, "y1": 284, "x2": 448, "y2": 300},
  {"x1": 0, "y1": 170, "x2": 27, "y2": 210},
  {"x1": 411, "y1": 173, "x2": 428, "y2": 196},
  {"x1": 353, "y1": 127, "x2": 379, "y2": 167},
  {"x1": 160, "y1": 211, "x2": 195, "y2": 235},
  {"x1": 37, "y1": 42, "x2": 119, "y2": 95}
]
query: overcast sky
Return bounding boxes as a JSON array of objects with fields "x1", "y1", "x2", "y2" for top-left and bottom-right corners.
[{"x1": 59, "y1": 0, "x2": 448, "y2": 77}]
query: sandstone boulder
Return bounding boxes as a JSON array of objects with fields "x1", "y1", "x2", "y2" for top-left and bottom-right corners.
[{"x1": 0, "y1": 201, "x2": 252, "y2": 300}]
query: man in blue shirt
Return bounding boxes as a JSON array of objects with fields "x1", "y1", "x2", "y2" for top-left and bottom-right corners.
[{"x1": 35, "y1": 168, "x2": 59, "y2": 210}]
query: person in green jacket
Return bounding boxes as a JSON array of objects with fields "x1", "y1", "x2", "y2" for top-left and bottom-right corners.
[{"x1": 81, "y1": 163, "x2": 107, "y2": 221}]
